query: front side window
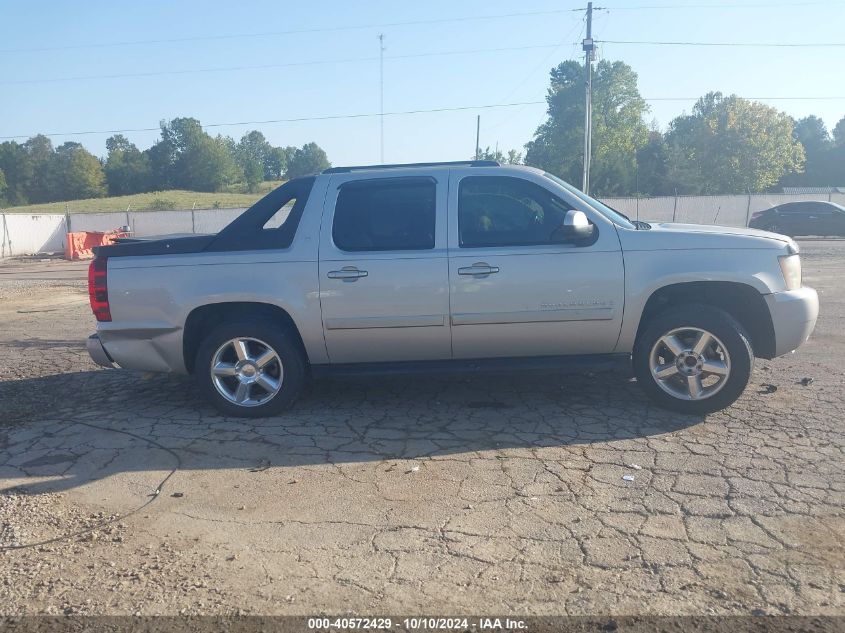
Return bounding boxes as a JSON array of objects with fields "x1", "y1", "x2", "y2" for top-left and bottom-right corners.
[
  {"x1": 333, "y1": 178, "x2": 436, "y2": 252},
  {"x1": 459, "y1": 176, "x2": 574, "y2": 247}
]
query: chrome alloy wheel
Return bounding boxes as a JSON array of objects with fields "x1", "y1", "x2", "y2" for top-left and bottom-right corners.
[
  {"x1": 210, "y1": 337, "x2": 284, "y2": 407},
  {"x1": 649, "y1": 327, "x2": 731, "y2": 401}
]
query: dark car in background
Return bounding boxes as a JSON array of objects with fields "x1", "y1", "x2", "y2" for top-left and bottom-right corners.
[{"x1": 749, "y1": 201, "x2": 845, "y2": 237}]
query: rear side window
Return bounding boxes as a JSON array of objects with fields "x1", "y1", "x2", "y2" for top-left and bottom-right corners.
[
  {"x1": 263, "y1": 199, "x2": 296, "y2": 229},
  {"x1": 782, "y1": 202, "x2": 825, "y2": 215},
  {"x1": 210, "y1": 176, "x2": 314, "y2": 252},
  {"x1": 332, "y1": 178, "x2": 436, "y2": 251}
]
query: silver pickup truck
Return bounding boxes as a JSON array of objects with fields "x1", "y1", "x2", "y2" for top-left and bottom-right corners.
[{"x1": 87, "y1": 161, "x2": 818, "y2": 417}]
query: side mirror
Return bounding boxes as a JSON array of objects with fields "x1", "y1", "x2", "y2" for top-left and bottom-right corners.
[{"x1": 553, "y1": 210, "x2": 595, "y2": 243}]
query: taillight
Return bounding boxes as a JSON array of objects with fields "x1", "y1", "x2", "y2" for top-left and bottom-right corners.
[
  {"x1": 88, "y1": 256, "x2": 111, "y2": 322},
  {"x1": 750, "y1": 211, "x2": 763, "y2": 220}
]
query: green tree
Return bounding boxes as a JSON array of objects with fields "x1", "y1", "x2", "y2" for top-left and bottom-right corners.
[
  {"x1": 182, "y1": 134, "x2": 241, "y2": 192},
  {"x1": 0, "y1": 141, "x2": 33, "y2": 205},
  {"x1": 241, "y1": 157, "x2": 264, "y2": 192},
  {"x1": 0, "y1": 168, "x2": 7, "y2": 205},
  {"x1": 266, "y1": 146, "x2": 294, "y2": 180},
  {"x1": 148, "y1": 118, "x2": 240, "y2": 192},
  {"x1": 635, "y1": 131, "x2": 672, "y2": 196},
  {"x1": 476, "y1": 147, "x2": 523, "y2": 164},
  {"x1": 235, "y1": 131, "x2": 273, "y2": 192},
  {"x1": 665, "y1": 92, "x2": 804, "y2": 193},
  {"x1": 779, "y1": 116, "x2": 840, "y2": 188},
  {"x1": 832, "y1": 116, "x2": 845, "y2": 147},
  {"x1": 524, "y1": 59, "x2": 649, "y2": 195},
  {"x1": 104, "y1": 134, "x2": 152, "y2": 195},
  {"x1": 286, "y1": 142, "x2": 331, "y2": 178},
  {"x1": 794, "y1": 115, "x2": 831, "y2": 154},
  {"x1": 48, "y1": 142, "x2": 107, "y2": 200},
  {"x1": 22, "y1": 134, "x2": 55, "y2": 203}
]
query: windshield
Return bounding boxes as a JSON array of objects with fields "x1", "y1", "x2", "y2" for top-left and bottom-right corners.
[{"x1": 543, "y1": 172, "x2": 636, "y2": 230}]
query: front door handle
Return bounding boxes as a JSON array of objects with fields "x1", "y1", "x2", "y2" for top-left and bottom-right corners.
[
  {"x1": 327, "y1": 267, "x2": 368, "y2": 281},
  {"x1": 458, "y1": 262, "x2": 499, "y2": 276}
]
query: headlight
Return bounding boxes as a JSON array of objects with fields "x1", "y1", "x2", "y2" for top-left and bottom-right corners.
[{"x1": 778, "y1": 254, "x2": 802, "y2": 290}]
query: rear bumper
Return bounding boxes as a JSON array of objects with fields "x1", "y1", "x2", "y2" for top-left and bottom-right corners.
[
  {"x1": 87, "y1": 334, "x2": 117, "y2": 368},
  {"x1": 765, "y1": 286, "x2": 819, "y2": 357}
]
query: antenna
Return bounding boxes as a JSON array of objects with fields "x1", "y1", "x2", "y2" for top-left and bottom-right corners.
[{"x1": 379, "y1": 33, "x2": 385, "y2": 164}]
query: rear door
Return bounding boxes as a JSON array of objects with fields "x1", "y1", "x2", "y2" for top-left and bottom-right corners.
[
  {"x1": 807, "y1": 202, "x2": 840, "y2": 236},
  {"x1": 833, "y1": 207, "x2": 845, "y2": 236},
  {"x1": 318, "y1": 171, "x2": 451, "y2": 363},
  {"x1": 447, "y1": 169, "x2": 625, "y2": 359}
]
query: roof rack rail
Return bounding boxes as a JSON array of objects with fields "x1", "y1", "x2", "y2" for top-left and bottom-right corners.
[{"x1": 323, "y1": 160, "x2": 499, "y2": 174}]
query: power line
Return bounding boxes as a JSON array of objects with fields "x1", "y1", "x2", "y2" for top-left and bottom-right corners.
[
  {"x1": 1, "y1": 43, "x2": 561, "y2": 85},
  {"x1": 1, "y1": 2, "x2": 840, "y2": 57},
  {"x1": 598, "y1": 39, "x2": 845, "y2": 47},
  {"x1": 601, "y1": 0, "x2": 845, "y2": 8},
  {"x1": 0, "y1": 9, "x2": 584, "y2": 55},
  {"x1": 0, "y1": 101, "x2": 549, "y2": 140},
  {"x1": 645, "y1": 96, "x2": 845, "y2": 100},
  {"x1": 3, "y1": 95, "x2": 843, "y2": 141},
  {"x1": 19, "y1": 35, "x2": 840, "y2": 86},
  {"x1": 2, "y1": 1, "x2": 839, "y2": 56},
  {"x1": 379, "y1": 34, "x2": 385, "y2": 164},
  {"x1": 486, "y1": 20, "x2": 587, "y2": 133}
]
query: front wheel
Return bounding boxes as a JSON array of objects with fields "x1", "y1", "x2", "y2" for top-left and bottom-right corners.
[
  {"x1": 633, "y1": 305, "x2": 753, "y2": 415},
  {"x1": 194, "y1": 320, "x2": 305, "y2": 417}
]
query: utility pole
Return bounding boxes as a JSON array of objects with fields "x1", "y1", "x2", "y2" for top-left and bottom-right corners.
[
  {"x1": 582, "y1": 2, "x2": 595, "y2": 194},
  {"x1": 475, "y1": 115, "x2": 481, "y2": 160},
  {"x1": 379, "y1": 33, "x2": 385, "y2": 164}
]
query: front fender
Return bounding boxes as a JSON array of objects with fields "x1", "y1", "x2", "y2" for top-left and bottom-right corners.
[{"x1": 615, "y1": 248, "x2": 784, "y2": 353}]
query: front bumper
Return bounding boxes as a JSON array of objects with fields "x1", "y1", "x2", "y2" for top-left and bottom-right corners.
[
  {"x1": 764, "y1": 286, "x2": 819, "y2": 357},
  {"x1": 86, "y1": 334, "x2": 117, "y2": 368}
]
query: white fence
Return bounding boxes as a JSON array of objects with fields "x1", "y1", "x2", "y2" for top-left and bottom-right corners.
[
  {"x1": 605, "y1": 192, "x2": 845, "y2": 227},
  {"x1": 2, "y1": 191, "x2": 845, "y2": 257},
  {"x1": 0, "y1": 208, "x2": 248, "y2": 257}
]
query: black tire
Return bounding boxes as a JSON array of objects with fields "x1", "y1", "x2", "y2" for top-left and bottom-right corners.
[
  {"x1": 194, "y1": 320, "x2": 305, "y2": 418},
  {"x1": 633, "y1": 304, "x2": 753, "y2": 415}
]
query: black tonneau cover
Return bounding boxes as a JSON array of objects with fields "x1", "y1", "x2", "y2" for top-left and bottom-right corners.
[
  {"x1": 94, "y1": 176, "x2": 316, "y2": 258},
  {"x1": 94, "y1": 234, "x2": 216, "y2": 257}
]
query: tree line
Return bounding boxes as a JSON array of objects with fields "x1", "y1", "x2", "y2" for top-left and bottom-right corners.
[
  {"x1": 519, "y1": 59, "x2": 845, "y2": 197},
  {"x1": 0, "y1": 117, "x2": 330, "y2": 206}
]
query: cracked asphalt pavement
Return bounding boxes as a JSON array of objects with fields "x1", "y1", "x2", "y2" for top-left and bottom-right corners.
[{"x1": 0, "y1": 243, "x2": 843, "y2": 616}]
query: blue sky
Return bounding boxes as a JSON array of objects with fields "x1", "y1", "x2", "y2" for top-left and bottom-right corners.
[{"x1": 2, "y1": 0, "x2": 844, "y2": 166}]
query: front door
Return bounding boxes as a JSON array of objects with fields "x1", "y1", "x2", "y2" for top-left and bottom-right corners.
[
  {"x1": 319, "y1": 172, "x2": 451, "y2": 363},
  {"x1": 447, "y1": 171, "x2": 625, "y2": 359}
]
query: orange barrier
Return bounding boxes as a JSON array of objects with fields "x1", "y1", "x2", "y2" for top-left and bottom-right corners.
[{"x1": 64, "y1": 230, "x2": 129, "y2": 260}]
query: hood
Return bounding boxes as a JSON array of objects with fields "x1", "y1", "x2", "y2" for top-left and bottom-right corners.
[
  {"x1": 651, "y1": 223, "x2": 793, "y2": 242},
  {"x1": 618, "y1": 222, "x2": 796, "y2": 252}
]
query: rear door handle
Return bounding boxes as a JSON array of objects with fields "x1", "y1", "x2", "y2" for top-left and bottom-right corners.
[
  {"x1": 327, "y1": 267, "x2": 368, "y2": 281},
  {"x1": 458, "y1": 263, "x2": 499, "y2": 276}
]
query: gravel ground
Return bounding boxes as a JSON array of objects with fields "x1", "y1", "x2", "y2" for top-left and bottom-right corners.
[{"x1": 0, "y1": 245, "x2": 842, "y2": 616}]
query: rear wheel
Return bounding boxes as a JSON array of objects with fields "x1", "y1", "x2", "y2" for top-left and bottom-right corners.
[
  {"x1": 195, "y1": 320, "x2": 305, "y2": 417},
  {"x1": 633, "y1": 305, "x2": 753, "y2": 415}
]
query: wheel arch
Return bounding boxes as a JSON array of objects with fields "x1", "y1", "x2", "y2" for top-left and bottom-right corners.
[
  {"x1": 183, "y1": 301, "x2": 308, "y2": 374},
  {"x1": 636, "y1": 281, "x2": 777, "y2": 359}
]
